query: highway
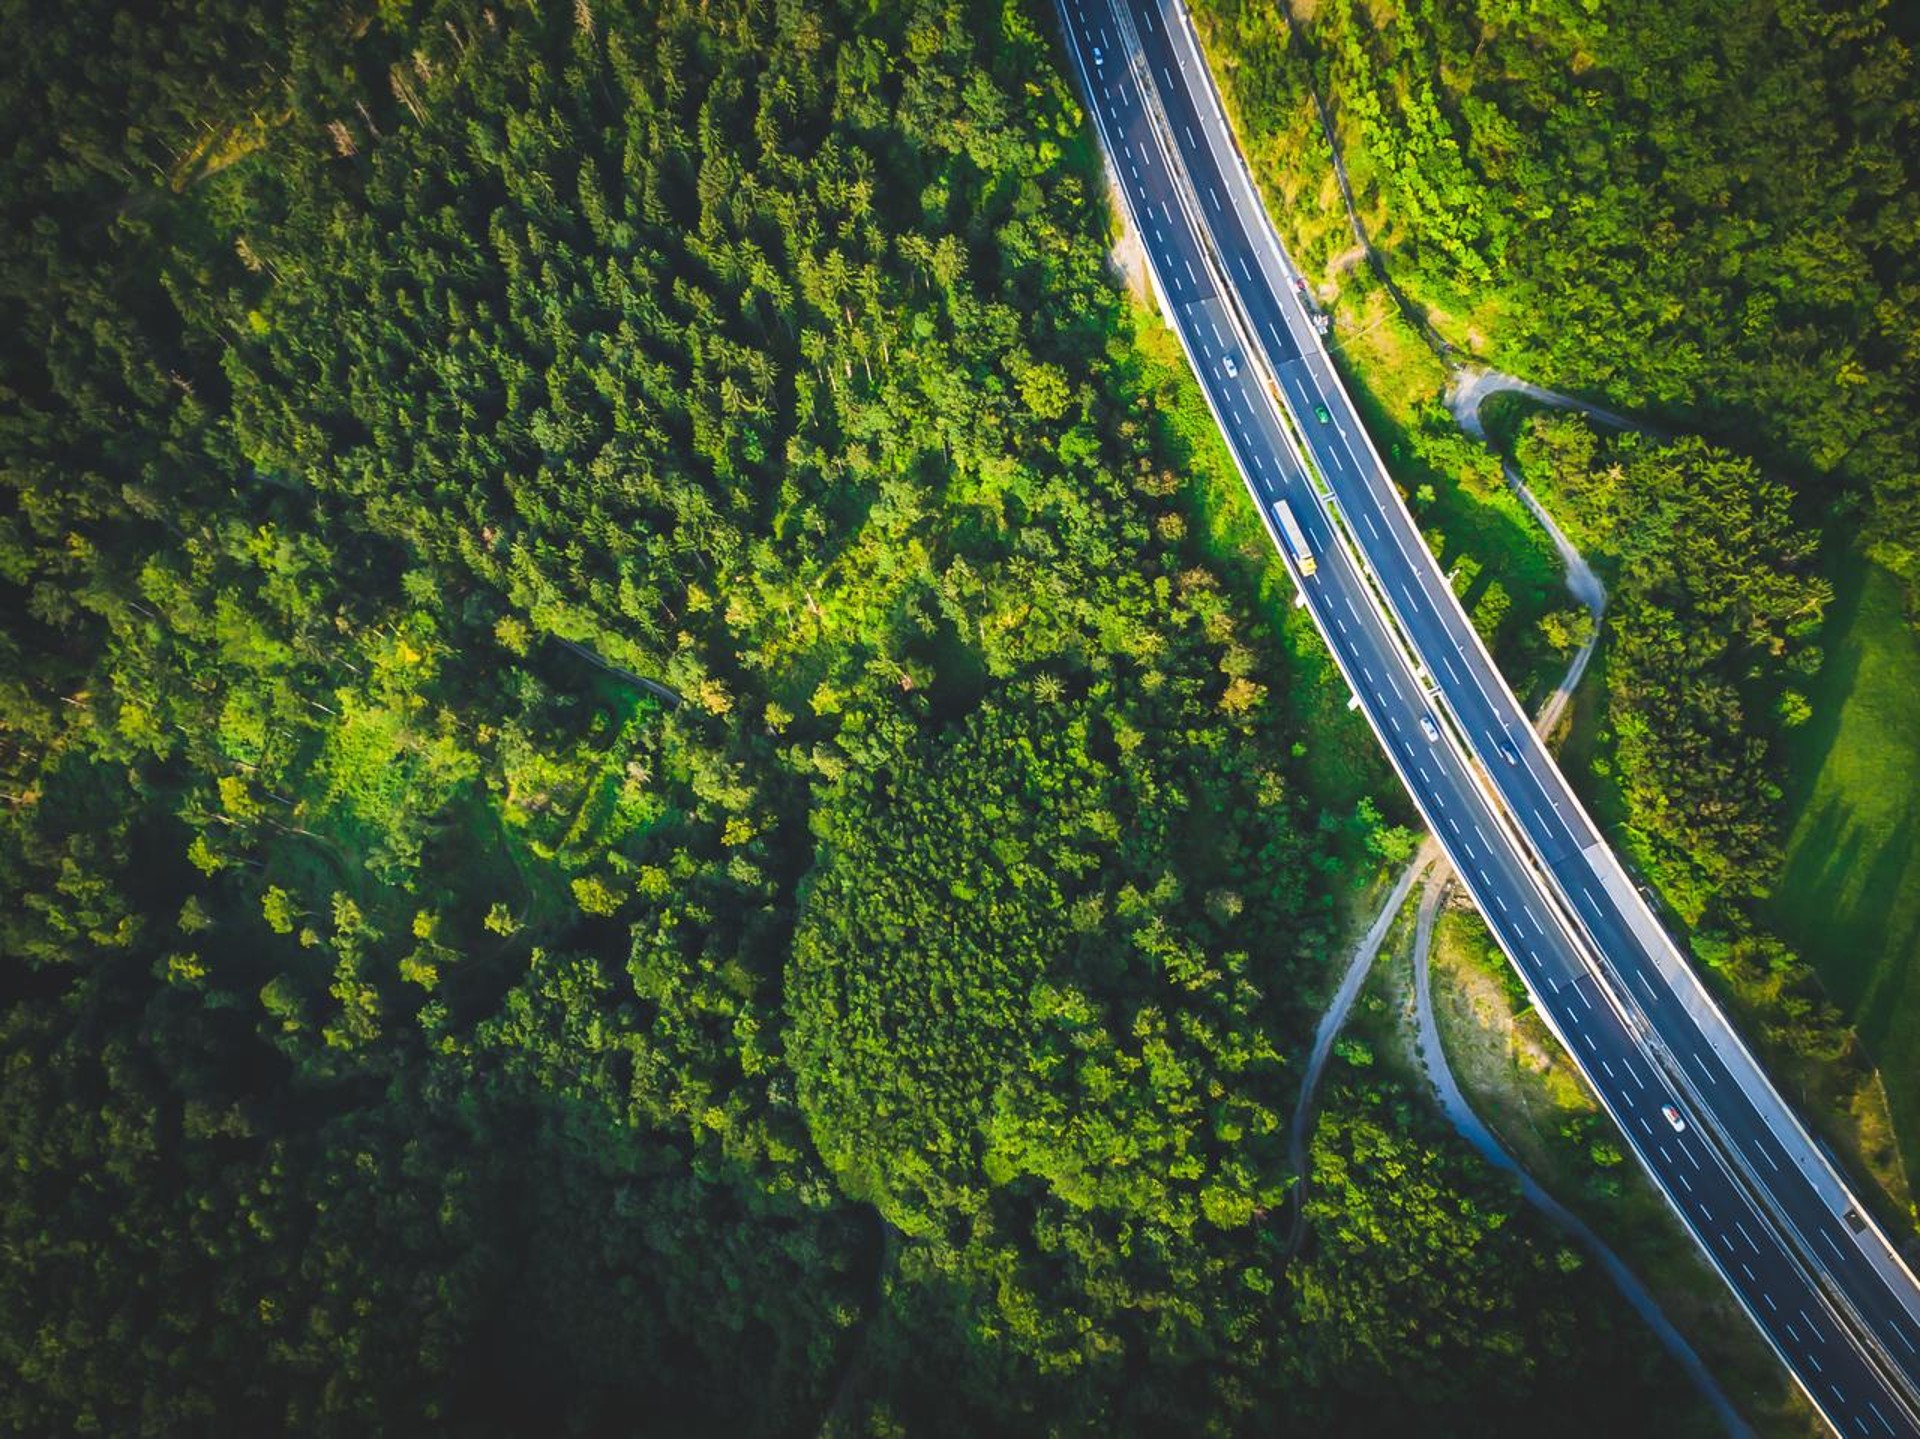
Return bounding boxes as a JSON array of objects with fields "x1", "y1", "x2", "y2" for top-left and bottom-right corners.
[{"x1": 1055, "y1": 0, "x2": 1920, "y2": 1432}]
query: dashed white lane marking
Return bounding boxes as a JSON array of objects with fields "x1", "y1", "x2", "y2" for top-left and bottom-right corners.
[
  {"x1": 1238, "y1": 255, "x2": 1252, "y2": 281},
  {"x1": 1363, "y1": 511, "x2": 1379, "y2": 538},
  {"x1": 1785, "y1": 1321, "x2": 1803, "y2": 1343},
  {"x1": 1756, "y1": 1140, "x2": 1780, "y2": 1173},
  {"x1": 1800, "y1": 1309, "x2": 1824, "y2": 1342},
  {"x1": 1525, "y1": 905, "x2": 1544, "y2": 936},
  {"x1": 1741, "y1": 1262, "x2": 1757, "y2": 1282},
  {"x1": 1735, "y1": 1221, "x2": 1759, "y2": 1254},
  {"x1": 1676, "y1": 1169, "x2": 1693, "y2": 1194},
  {"x1": 1446, "y1": 817, "x2": 1460, "y2": 836},
  {"x1": 1575, "y1": 984, "x2": 1594, "y2": 1012},
  {"x1": 1636, "y1": 970, "x2": 1660, "y2": 1001},
  {"x1": 1416, "y1": 765, "x2": 1431, "y2": 783},
  {"x1": 1207, "y1": 185, "x2": 1221, "y2": 211},
  {"x1": 1763, "y1": 1291, "x2": 1778, "y2": 1312},
  {"x1": 1182, "y1": 257, "x2": 1197, "y2": 284},
  {"x1": 1441, "y1": 656, "x2": 1462, "y2": 684},
  {"x1": 1870, "y1": 1400, "x2": 1895, "y2": 1434},
  {"x1": 1821, "y1": 1229, "x2": 1847, "y2": 1263}
]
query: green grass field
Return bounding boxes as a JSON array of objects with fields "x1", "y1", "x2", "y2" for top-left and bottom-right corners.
[{"x1": 1775, "y1": 559, "x2": 1920, "y2": 1182}]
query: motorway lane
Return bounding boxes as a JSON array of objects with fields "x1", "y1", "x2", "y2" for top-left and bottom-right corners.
[
  {"x1": 1117, "y1": 0, "x2": 1920, "y2": 1413},
  {"x1": 1060, "y1": 0, "x2": 1920, "y2": 1432}
]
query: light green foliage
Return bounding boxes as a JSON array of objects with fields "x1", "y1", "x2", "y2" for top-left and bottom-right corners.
[{"x1": 1197, "y1": 0, "x2": 1920, "y2": 604}]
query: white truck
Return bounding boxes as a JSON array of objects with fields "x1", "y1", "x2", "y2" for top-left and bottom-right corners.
[{"x1": 1271, "y1": 499, "x2": 1316, "y2": 578}]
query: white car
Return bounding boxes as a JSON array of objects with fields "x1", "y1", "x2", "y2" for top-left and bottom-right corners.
[
  {"x1": 1419, "y1": 714, "x2": 1440, "y2": 743},
  {"x1": 1222, "y1": 354, "x2": 1238, "y2": 379},
  {"x1": 1091, "y1": 46, "x2": 1104, "y2": 67},
  {"x1": 1661, "y1": 1104, "x2": 1687, "y2": 1134}
]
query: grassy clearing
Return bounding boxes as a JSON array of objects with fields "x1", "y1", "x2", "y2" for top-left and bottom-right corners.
[
  {"x1": 1776, "y1": 558, "x2": 1920, "y2": 1192},
  {"x1": 1425, "y1": 902, "x2": 1821, "y2": 1439}
]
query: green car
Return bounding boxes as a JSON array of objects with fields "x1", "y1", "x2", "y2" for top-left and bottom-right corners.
[{"x1": 1314, "y1": 402, "x2": 1332, "y2": 424}]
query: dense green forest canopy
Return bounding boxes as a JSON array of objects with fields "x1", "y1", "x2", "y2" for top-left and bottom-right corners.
[{"x1": 1, "y1": 0, "x2": 1715, "y2": 1432}]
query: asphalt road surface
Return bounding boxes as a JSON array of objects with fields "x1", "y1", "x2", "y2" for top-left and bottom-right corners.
[{"x1": 1057, "y1": 0, "x2": 1920, "y2": 1432}]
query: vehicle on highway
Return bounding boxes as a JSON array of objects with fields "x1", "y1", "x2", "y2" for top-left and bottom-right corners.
[
  {"x1": 1662, "y1": 1104, "x2": 1687, "y2": 1134},
  {"x1": 1313, "y1": 402, "x2": 1331, "y2": 424},
  {"x1": 1499, "y1": 738, "x2": 1521, "y2": 766},
  {"x1": 1270, "y1": 499, "x2": 1316, "y2": 577},
  {"x1": 1419, "y1": 713, "x2": 1440, "y2": 743},
  {"x1": 1091, "y1": 45, "x2": 1103, "y2": 66},
  {"x1": 1222, "y1": 354, "x2": 1237, "y2": 378},
  {"x1": 1292, "y1": 276, "x2": 1306, "y2": 295}
]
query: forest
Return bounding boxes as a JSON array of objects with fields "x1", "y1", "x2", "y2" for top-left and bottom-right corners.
[{"x1": 0, "y1": 0, "x2": 1874, "y2": 1432}]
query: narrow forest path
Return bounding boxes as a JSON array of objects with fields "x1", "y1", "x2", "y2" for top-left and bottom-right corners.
[{"x1": 1408, "y1": 872, "x2": 1755, "y2": 1438}]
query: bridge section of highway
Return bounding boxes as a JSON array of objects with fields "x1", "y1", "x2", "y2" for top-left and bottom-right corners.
[{"x1": 1055, "y1": 0, "x2": 1920, "y2": 1432}]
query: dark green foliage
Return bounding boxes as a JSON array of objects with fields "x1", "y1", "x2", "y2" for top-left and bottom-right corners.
[
  {"x1": 1517, "y1": 420, "x2": 1828, "y2": 923},
  {"x1": 0, "y1": 0, "x2": 1712, "y2": 1431}
]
